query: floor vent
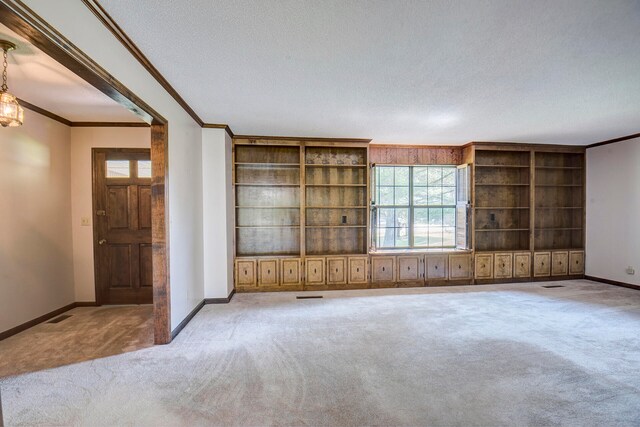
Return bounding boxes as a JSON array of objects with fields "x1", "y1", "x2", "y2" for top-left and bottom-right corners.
[
  {"x1": 47, "y1": 314, "x2": 73, "y2": 324},
  {"x1": 296, "y1": 295, "x2": 323, "y2": 299},
  {"x1": 542, "y1": 285, "x2": 565, "y2": 289}
]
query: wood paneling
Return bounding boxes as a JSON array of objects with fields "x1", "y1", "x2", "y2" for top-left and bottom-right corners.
[
  {"x1": 281, "y1": 258, "x2": 302, "y2": 286},
  {"x1": 235, "y1": 260, "x2": 257, "y2": 288},
  {"x1": 327, "y1": 257, "x2": 347, "y2": 285},
  {"x1": 551, "y1": 251, "x2": 569, "y2": 276},
  {"x1": 513, "y1": 252, "x2": 531, "y2": 278},
  {"x1": 371, "y1": 256, "x2": 395, "y2": 283},
  {"x1": 533, "y1": 252, "x2": 551, "y2": 277},
  {"x1": 305, "y1": 258, "x2": 325, "y2": 285},
  {"x1": 347, "y1": 257, "x2": 368, "y2": 284},
  {"x1": 258, "y1": 259, "x2": 279, "y2": 286},
  {"x1": 449, "y1": 254, "x2": 472, "y2": 279},
  {"x1": 569, "y1": 250, "x2": 585, "y2": 275},
  {"x1": 425, "y1": 255, "x2": 448, "y2": 280},
  {"x1": 494, "y1": 253, "x2": 513, "y2": 279},
  {"x1": 474, "y1": 253, "x2": 493, "y2": 279},
  {"x1": 397, "y1": 256, "x2": 421, "y2": 282},
  {"x1": 370, "y1": 145, "x2": 462, "y2": 165}
]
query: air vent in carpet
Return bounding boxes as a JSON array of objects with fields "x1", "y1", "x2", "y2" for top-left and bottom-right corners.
[
  {"x1": 47, "y1": 314, "x2": 73, "y2": 324},
  {"x1": 542, "y1": 285, "x2": 565, "y2": 289},
  {"x1": 296, "y1": 295, "x2": 323, "y2": 299}
]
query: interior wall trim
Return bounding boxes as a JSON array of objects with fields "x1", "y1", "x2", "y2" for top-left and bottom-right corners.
[
  {"x1": 82, "y1": 0, "x2": 204, "y2": 127},
  {"x1": 0, "y1": 0, "x2": 165, "y2": 125},
  {"x1": 204, "y1": 289, "x2": 236, "y2": 304},
  {"x1": 170, "y1": 299, "x2": 204, "y2": 340},
  {"x1": 19, "y1": 98, "x2": 151, "y2": 127},
  {"x1": 585, "y1": 133, "x2": 640, "y2": 149},
  {"x1": 233, "y1": 134, "x2": 372, "y2": 143},
  {"x1": 18, "y1": 97, "x2": 72, "y2": 126},
  {"x1": 0, "y1": 301, "x2": 96, "y2": 341},
  {"x1": 462, "y1": 141, "x2": 586, "y2": 151},
  {"x1": 203, "y1": 123, "x2": 235, "y2": 138},
  {"x1": 585, "y1": 275, "x2": 640, "y2": 291}
]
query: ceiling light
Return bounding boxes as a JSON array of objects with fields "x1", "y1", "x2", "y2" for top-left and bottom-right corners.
[{"x1": 0, "y1": 40, "x2": 23, "y2": 128}]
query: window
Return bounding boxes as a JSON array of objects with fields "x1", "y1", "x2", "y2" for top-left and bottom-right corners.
[
  {"x1": 106, "y1": 160, "x2": 130, "y2": 178},
  {"x1": 137, "y1": 160, "x2": 152, "y2": 178},
  {"x1": 374, "y1": 165, "x2": 457, "y2": 248}
]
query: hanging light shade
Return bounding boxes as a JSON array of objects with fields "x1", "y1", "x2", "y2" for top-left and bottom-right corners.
[{"x1": 0, "y1": 40, "x2": 23, "y2": 127}]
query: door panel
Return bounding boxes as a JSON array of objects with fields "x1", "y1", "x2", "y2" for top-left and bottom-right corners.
[
  {"x1": 348, "y1": 257, "x2": 368, "y2": 284},
  {"x1": 494, "y1": 253, "x2": 513, "y2": 279},
  {"x1": 513, "y1": 252, "x2": 531, "y2": 278},
  {"x1": 426, "y1": 255, "x2": 447, "y2": 280},
  {"x1": 533, "y1": 252, "x2": 551, "y2": 277},
  {"x1": 397, "y1": 256, "x2": 421, "y2": 282},
  {"x1": 258, "y1": 259, "x2": 279, "y2": 287},
  {"x1": 327, "y1": 257, "x2": 347, "y2": 285},
  {"x1": 305, "y1": 258, "x2": 325, "y2": 285},
  {"x1": 371, "y1": 257, "x2": 395, "y2": 283},
  {"x1": 94, "y1": 149, "x2": 153, "y2": 305},
  {"x1": 474, "y1": 253, "x2": 493, "y2": 279}
]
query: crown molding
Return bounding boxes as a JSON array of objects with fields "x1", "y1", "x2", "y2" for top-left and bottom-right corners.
[
  {"x1": 586, "y1": 132, "x2": 640, "y2": 149},
  {"x1": 233, "y1": 134, "x2": 372, "y2": 143},
  {"x1": 82, "y1": 0, "x2": 204, "y2": 127},
  {"x1": 203, "y1": 123, "x2": 234, "y2": 138},
  {"x1": 18, "y1": 97, "x2": 71, "y2": 126}
]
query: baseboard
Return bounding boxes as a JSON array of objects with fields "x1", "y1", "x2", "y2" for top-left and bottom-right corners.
[
  {"x1": 585, "y1": 275, "x2": 640, "y2": 291},
  {"x1": 170, "y1": 299, "x2": 206, "y2": 340},
  {"x1": 204, "y1": 288, "x2": 236, "y2": 304},
  {"x1": 0, "y1": 302, "x2": 78, "y2": 341},
  {"x1": 75, "y1": 301, "x2": 99, "y2": 307}
]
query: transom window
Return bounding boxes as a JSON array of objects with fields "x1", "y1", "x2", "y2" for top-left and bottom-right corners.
[{"x1": 374, "y1": 165, "x2": 457, "y2": 248}]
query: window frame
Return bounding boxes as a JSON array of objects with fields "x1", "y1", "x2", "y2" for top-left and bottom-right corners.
[{"x1": 373, "y1": 164, "x2": 457, "y2": 250}]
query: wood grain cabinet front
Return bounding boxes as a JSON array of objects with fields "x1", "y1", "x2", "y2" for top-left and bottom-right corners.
[
  {"x1": 397, "y1": 256, "x2": 422, "y2": 282},
  {"x1": 494, "y1": 253, "x2": 513, "y2": 279},
  {"x1": 305, "y1": 258, "x2": 325, "y2": 285},
  {"x1": 569, "y1": 251, "x2": 585, "y2": 275},
  {"x1": 425, "y1": 255, "x2": 448, "y2": 280},
  {"x1": 449, "y1": 254, "x2": 472, "y2": 280},
  {"x1": 513, "y1": 252, "x2": 531, "y2": 278},
  {"x1": 533, "y1": 252, "x2": 551, "y2": 277},
  {"x1": 551, "y1": 251, "x2": 569, "y2": 276},
  {"x1": 258, "y1": 259, "x2": 279, "y2": 287},
  {"x1": 371, "y1": 256, "x2": 395, "y2": 283},
  {"x1": 327, "y1": 257, "x2": 347, "y2": 285},
  {"x1": 280, "y1": 258, "x2": 301, "y2": 286},
  {"x1": 348, "y1": 257, "x2": 369, "y2": 284},
  {"x1": 235, "y1": 259, "x2": 257, "y2": 288},
  {"x1": 474, "y1": 253, "x2": 493, "y2": 279}
]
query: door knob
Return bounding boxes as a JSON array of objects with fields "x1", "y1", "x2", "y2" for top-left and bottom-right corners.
[{"x1": 98, "y1": 239, "x2": 107, "y2": 245}]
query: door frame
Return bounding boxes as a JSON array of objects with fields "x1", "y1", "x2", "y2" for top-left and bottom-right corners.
[
  {"x1": 0, "y1": 2, "x2": 172, "y2": 344},
  {"x1": 92, "y1": 147, "x2": 153, "y2": 306}
]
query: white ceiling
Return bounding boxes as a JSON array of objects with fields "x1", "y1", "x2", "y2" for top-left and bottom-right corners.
[
  {"x1": 0, "y1": 23, "x2": 143, "y2": 123},
  {"x1": 100, "y1": 0, "x2": 640, "y2": 145}
]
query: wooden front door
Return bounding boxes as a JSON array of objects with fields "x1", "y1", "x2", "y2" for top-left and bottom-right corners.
[{"x1": 93, "y1": 148, "x2": 153, "y2": 305}]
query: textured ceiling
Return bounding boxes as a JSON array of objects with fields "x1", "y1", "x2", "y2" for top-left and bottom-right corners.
[
  {"x1": 100, "y1": 0, "x2": 640, "y2": 144},
  {"x1": 0, "y1": 23, "x2": 143, "y2": 123}
]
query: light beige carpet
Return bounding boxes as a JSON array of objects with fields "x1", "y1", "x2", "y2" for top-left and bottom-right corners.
[
  {"x1": 1, "y1": 280, "x2": 640, "y2": 426},
  {"x1": 0, "y1": 305, "x2": 153, "y2": 378}
]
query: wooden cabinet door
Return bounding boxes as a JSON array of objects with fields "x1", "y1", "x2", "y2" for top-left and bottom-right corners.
[
  {"x1": 305, "y1": 258, "x2": 325, "y2": 285},
  {"x1": 533, "y1": 252, "x2": 551, "y2": 277},
  {"x1": 474, "y1": 253, "x2": 493, "y2": 279},
  {"x1": 235, "y1": 259, "x2": 257, "y2": 288},
  {"x1": 425, "y1": 255, "x2": 447, "y2": 280},
  {"x1": 449, "y1": 254, "x2": 471, "y2": 279},
  {"x1": 551, "y1": 251, "x2": 569, "y2": 276},
  {"x1": 258, "y1": 259, "x2": 279, "y2": 286},
  {"x1": 494, "y1": 253, "x2": 513, "y2": 279},
  {"x1": 348, "y1": 257, "x2": 368, "y2": 284},
  {"x1": 569, "y1": 251, "x2": 585, "y2": 275},
  {"x1": 397, "y1": 256, "x2": 421, "y2": 282},
  {"x1": 281, "y1": 258, "x2": 301, "y2": 286},
  {"x1": 513, "y1": 252, "x2": 531, "y2": 278},
  {"x1": 327, "y1": 257, "x2": 347, "y2": 285},
  {"x1": 371, "y1": 257, "x2": 395, "y2": 283}
]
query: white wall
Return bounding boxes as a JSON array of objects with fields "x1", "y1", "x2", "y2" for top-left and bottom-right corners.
[
  {"x1": 586, "y1": 137, "x2": 640, "y2": 285},
  {"x1": 202, "y1": 129, "x2": 235, "y2": 299},
  {"x1": 70, "y1": 127, "x2": 150, "y2": 302},
  {"x1": 25, "y1": 0, "x2": 206, "y2": 330},
  {"x1": 0, "y1": 109, "x2": 74, "y2": 333}
]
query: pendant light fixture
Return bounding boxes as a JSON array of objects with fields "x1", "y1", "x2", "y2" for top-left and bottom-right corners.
[{"x1": 0, "y1": 40, "x2": 23, "y2": 127}]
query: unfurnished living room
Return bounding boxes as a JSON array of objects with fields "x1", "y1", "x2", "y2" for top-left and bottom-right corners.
[{"x1": 0, "y1": 1, "x2": 639, "y2": 426}]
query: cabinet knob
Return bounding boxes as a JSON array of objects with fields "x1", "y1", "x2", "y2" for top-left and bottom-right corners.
[
  {"x1": 521, "y1": 263, "x2": 524, "y2": 267},
  {"x1": 289, "y1": 269, "x2": 292, "y2": 274},
  {"x1": 502, "y1": 263, "x2": 505, "y2": 268},
  {"x1": 314, "y1": 268, "x2": 317, "y2": 274},
  {"x1": 357, "y1": 268, "x2": 360, "y2": 272},
  {"x1": 576, "y1": 260, "x2": 579, "y2": 264},
  {"x1": 244, "y1": 271, "x2": 247, "y2": 275},
  {"x1": 458, "y1": 264, "x2": 462, "y2": 269},
  {"x1": 382, "y1": 267, "x2": 385, "y2": 271},
  {"x1": 408, "y1": 266, "x2": 411, "y2": 270},
  {"x1": 481, "y1": 264, "x2": 485, "y2": 268},
  {"x1": 541, "y1": 262, "x2": 545, "y2": 266},
  {"x1": 435, "y1": 265, "x2": 438, "y2": 270},
  {"x1": 268, "y1": 269, "x2": 271, "y2": 274}
]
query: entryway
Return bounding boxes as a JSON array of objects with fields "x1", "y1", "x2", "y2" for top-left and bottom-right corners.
[{"x1": 93, "y1": 148, "x2": 153, "y2": 305}]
